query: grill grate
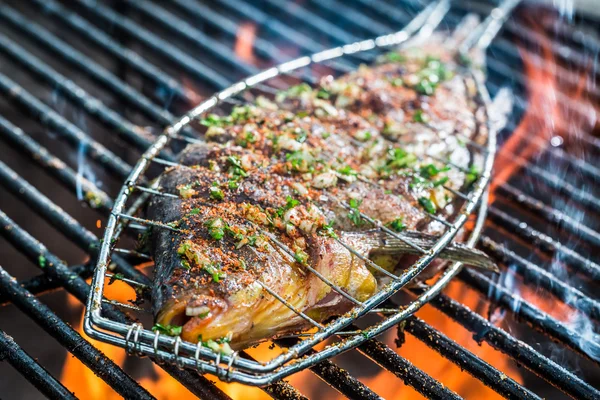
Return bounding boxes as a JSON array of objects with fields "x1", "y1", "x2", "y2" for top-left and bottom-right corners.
[{"x1": 0, "y1": 0, "x2": 598, "y2": 398}]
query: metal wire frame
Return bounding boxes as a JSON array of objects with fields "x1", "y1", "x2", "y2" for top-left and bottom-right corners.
[{"x1": 83, "y1": 0, "x2": 512, "y2": 385}]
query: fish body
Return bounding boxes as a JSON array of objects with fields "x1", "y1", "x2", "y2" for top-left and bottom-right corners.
[{"x1": 147, "y1": 42, "x2": 490, "y2": 349}]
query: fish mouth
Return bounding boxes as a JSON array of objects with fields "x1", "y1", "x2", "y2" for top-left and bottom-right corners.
[{"x1": 156, "y1": 294, "x2": 228, "y2": 342}]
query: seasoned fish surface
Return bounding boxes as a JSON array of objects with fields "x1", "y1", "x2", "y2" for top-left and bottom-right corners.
[{"x1": 147, "y1": 45, "x2": 488, "y2": 350}]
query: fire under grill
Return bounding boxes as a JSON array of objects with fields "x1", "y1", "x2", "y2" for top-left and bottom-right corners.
[{"x1": 0, "y1": 0, "x2": 598, "y2": 399}]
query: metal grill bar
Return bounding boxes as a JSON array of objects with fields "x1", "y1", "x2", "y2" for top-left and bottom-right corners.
[
  {"x1": 125, "y1": 0, "x2": 259, "y2": 76},
  {"x1": 0, "y1": 72, "x2": 131, "y2": 179},
  {"x1": 414, "y1": 287, "x2": 600, "y2": 400},
  {"x1": 0, "y1": 265, "x2": 154, "y2": 399},
  {"x1": 0, "y1": 264, "x2": 91, "y2": 307},
  {"x1": 30, "y1": 0, "x2": 194, "y2": 104},
  {"x1": 460, "y1": 269, "x2": 600, "y2": 366},
  {"x1": 0, "y1": 160, "x2": 147, "y2": 284},
  {"x1": 76, "y1": 0, "x2": 231, "y2": 90},
  {"x1": 0, "y1": 34, "x2": 157, "y2": 156},
  {"x1": 169, "y1": 0, "x2": 288, "y2": 63},
  {"x1": 0, "y1": 115, "x2": 114, "y2": 213},
  {"x1": 0, "y1": 329, "x2": 76, "y2": 400},
  {"x1": 404, "y1": 316, "x2": 541, "y2": 400},
  {"x1": 487, "y1": 206, "x2": 600, "y2": 280},
  {"x1": 480, "y1": 236, "x2": 600, "y2": 320},
  {"x1": 356, "y1": 334, "x2": 462, "y2": 400},
  {"x1": 497, "y1": 183, "x2": 600, "y2": 248},
  {"x1": 0, "y1": 5, "x2": 187, "y2": 132},
  {"x1": 0, "y1": 210, "x2": 233, "y2": 399}
]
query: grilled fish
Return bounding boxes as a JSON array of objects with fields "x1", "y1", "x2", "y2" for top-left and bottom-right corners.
[{"x1": 147, "y1": 44, "x2": 491, "y2": 350}]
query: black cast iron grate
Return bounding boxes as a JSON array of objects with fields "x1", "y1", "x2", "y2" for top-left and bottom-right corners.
[{"x1": 0, "y1": 0, "x2": 598, "y2": 399}]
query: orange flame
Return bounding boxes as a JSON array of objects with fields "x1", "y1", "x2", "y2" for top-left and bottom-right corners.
[{"x1": 235, "y1": 23, "x2": 258, "y2": 64}]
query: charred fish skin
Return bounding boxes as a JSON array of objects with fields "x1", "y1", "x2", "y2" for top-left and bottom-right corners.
[{"x1": 147, "y1": 42, "x2": 490, "y2": 348}]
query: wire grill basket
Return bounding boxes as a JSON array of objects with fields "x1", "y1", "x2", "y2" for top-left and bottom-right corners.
[{"x1": 84, "y1": 0, "x2": 515, "y2": 385}]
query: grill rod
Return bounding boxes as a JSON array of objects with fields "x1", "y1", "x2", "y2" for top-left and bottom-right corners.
[
  {"x1": 0, "y1": 262, "x2": 154, "y2": 399},
  {"x1": 0, "y1": 210, "x2": 234, "y2": 400},
  {"x1": 0, "y1": 329, "x2": 76, "y2": 400},
  {"x1": 410, "y1": 286, "x2": 600, "y2": 400},
  {"x1": 460, "y1": 269, "x2": 600, "y2": 366}
]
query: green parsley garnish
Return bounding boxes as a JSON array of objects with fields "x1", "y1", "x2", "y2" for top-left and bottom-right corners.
[
  {"x1": 318, "y1": 221, "x2": 338, "y2": 238},
  {"x1": 38, "y1": 255, "x2": 46, "y2": 268},
  {"x1": 390, "y1": 77, "x2": 404, "y2": 87},
  {"x1": 200, "y1": 114, "x2": 230, "y2": 127},
  {"x1": 465, "y1": 165, "x2": 480, "y2": 185},
  {"x1": 197, "y1": 335, "x2": 234, "y2": 355},
  {"x1": 385, "y1": 52, "x2": 407, "y2": 63},
  {"x1": 203, "y1": 262, "x2": 226, "y2": 283},
  {"x1": 386, "y1": 217, "x2": 406, "y2": 232},
  {"x1": 188, "y1": 208, "x2": 201, "y2": 216},
  {"x1": 227, "y1": 155, "x2": 248, "y2": 178},
  {"x1": 337, "y1": 165, "x2": 358, "y2": 178},
  {"x1": 347, "y1": 198, "x2": 363, "y2": 226},
  {"x1": 419, "y1": 164, "x2": 450, "y2": 179},
  {"x1": 413, "y1": 109, "x2": 429, "y2": 123},
  {"x1": 419, "y1": 197, "x2": 437, "y2": 214},
  {"x1": 228, "y1": 178, "x2": 240, "y2": 190},
  {"x1": 152, "y1": 323, "x2": 182, "y2": 337},
  {"x1": 294, "y1": 249, "x2": 309, "y2": 265},
  {"x1": 236, "y1": 131, "x2": 257, "y2": 148},
  {"x1": 209, "y1": 182, "x2": 224, "y2": 201},
  {"x1": 286, "y1": 150, "x2": 314, "y2": 172},
  {"x1": 205, "y1": 218, "x2": 226, "y2": 240},
  {"x1": 316, "y1": 88, "x2": 330, "y2": 99},
  {"x1": 413, "y1": 56, "x2": 452, "y2": 96}
]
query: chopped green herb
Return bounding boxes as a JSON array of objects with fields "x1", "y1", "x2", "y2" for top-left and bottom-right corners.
[
  {"x1": 179, "y1": 182, "x2": 198, "y2": 199},
  {"x1": 286, "y1": 150, "x2": 314, "y2": 172},
  {"x1": 205, "y1": 218, "x2": 226, "y2": 240},
  {"x1": 465, "y1": 165, "x2": 480, "y2": 185},
  {"x1": 419, "y1": 197, "x2": 437, "y2": 214},
  {"x1": 386, "y1": 217, "x2": 406, "y2": 232},
  {"x1": 200, "y1": 114, "x2": 231, "y2": 127},
  {"x1": 240, "y1": 259, "x2": 248, "y2": 270},
  {"x1": 419, "y1": 164, "x2": 450, "y2": 179},
  {"x1": 236, "y1": 131, "x2": 257, "y2": 148},
  {"x1": 318, "y1": 220, "x2": 338, "y2": 238},
  {"x1": 276, "y1": 196, "x2": 300, "y2": 218},
  {"x1": 337, "y1": 165, "x2": 358, "y2": 178},
  {"x1": 227, "y1": 155, "x2": 248, "y2": 178},
  {"x1": 294, "y1": 249, "x2": 309, "y2": 265},
  {"x1": 322, "y1": 131, "x2": 331, "y2": 139},
  {"x1": 294, "y1": 128, "x2": 308, "y2": 143},
  {"x1": 382, "y1": 148, "x2": 417, "y2": 173},
  {"x1": 316, "y1": 88, "x2": 330, "y2": 99},
  {"x1": 413, "y1": 109, "x2": 429, "y2": 123},
  {"x1": 198, "y1": 335, "x2": 234, "y2": 355},
  {"x1": 38, "y1": 255, "x2": 46, "y2": 268},
  {"x1": 385, "y1": 52, "x2": 407, "y2": 63},
  {"x1": 390, "y1": 77, "x2": 404, "y2": 87},
  {"x1": 348, "y1": 198, "x2": 363, "y2": 226},
  {"x1": 433, "y1": 176, "x2": 449, "y2": 187},
  {"x1": 152, "y1": 323, "x2": 182, "y2": 337},
  {"x1": 209, "y1": 183, "x2": 225, "y2": 201},
  {"x1": 228, "y1": 178, "x2": 240, "y2": 190},
  {"x1": 203, "y1": 262, "x2": 226, "y2": 283},
  {"x1": 188, "y1": 208, "x2": 201, "y2": 215},
  {"x1": 108, "y1": 273, "x2": 125, "y2": 285}
]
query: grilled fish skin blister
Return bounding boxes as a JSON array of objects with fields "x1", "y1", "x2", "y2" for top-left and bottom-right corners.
[{"x1": 146, "y1": 41, "x2": 493, "y2": 349}]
